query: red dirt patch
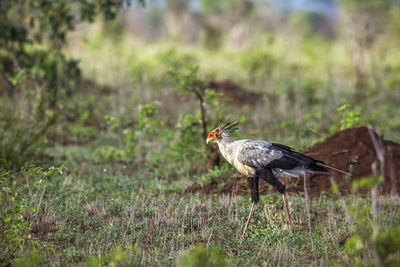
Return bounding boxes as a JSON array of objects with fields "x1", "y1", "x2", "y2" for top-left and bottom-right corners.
[
  {"x1": 302, "y1": 126, "x2": 400, "y2": 196},
  {"x1": 186, "y1": 127, "x2": 400, "y2": 197}
]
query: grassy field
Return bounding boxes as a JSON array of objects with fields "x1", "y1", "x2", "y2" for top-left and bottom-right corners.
[
  {"x1": 4, "y1": 144, "x2": 399, "y2": 266},
  {"x1": 1, "y1": 1, "x2": 400, "y2": 266},
  {"x1": 3, "y1": 146, "x2": 399, "y2": 266}
]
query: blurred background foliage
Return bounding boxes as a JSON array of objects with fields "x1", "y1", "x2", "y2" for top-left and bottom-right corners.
[{"x1": 1, "y1": 0, "x2": 400, "y2": 265}]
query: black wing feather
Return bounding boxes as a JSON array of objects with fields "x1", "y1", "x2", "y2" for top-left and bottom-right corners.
[
  {"x1": 266, "y1": 156, "x2": 300, "y2": 169},
  {"x1": 268, "y1": 143, "x2": 327, "y2": 172}
]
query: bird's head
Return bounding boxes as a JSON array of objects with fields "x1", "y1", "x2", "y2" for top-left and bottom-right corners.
[
  {"x1": 206, "y1": 121, "x2": 239, "y2": 144},
  {"x1": 206, "y1": 127, "x2": 223, "y2": 144}
]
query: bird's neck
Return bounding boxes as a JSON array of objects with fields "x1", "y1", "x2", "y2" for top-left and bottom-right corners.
[
  {"x1": 216, "y1": 136, "x2": 234, "y2": 164},
  {"x1": 216, "y1": 135, "x2": 232, "y2": 146}
]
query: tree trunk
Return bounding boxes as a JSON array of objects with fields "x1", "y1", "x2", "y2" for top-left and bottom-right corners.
[{"x1": 196, "y1": 92, "x2": 220, "y2": 170}]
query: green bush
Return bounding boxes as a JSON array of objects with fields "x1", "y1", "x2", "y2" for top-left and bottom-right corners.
[
  {"x1": 178, "y1": 245, "x2": 228, "y2": 267},
  {"x1": 0, "y1": 112, "x2": 56, "y2": 170},
  {"x1": 329, "y1": 104, "x2": 364, "y2": 133},
  {"x1": 11, "y1": 250, "x2": 45, "y2": 267},
  {"x1": 73, "y1": 246, "x2": 141, "y2": 267},
  {"x1": 0, "y1": 165, "x2": 64, "y2": 265},
  {"x1": 96, "y1": 102, "x2": 163, "y2": 163},
  {"x1": 344, "y1": 177, "x2": 400, "y2": 266},
  {"x1": 0, "y1": 0, "x2": 143, "y2": 170}
]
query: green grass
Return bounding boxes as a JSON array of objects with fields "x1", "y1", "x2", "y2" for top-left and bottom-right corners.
[{"x1": 3, "y1": 143, "x2": 398, "y2": 266}]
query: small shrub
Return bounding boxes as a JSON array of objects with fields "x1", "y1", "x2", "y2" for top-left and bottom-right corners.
[
  {"x1": 177, "y1": 245, "x2": 228, "y2": 267},
  {"x1": 168, "y1": 65, "x2": 225, "y2": 170},
  {"x1": 329, "y1": 104, "x2": 364, "y2": 133},
  {"x1": 11, "y1": 249, "x2": 45, "y2": 267},
  {"x1": 96, "y1": 102, "x2": 163, "y2": 162},
  {"x1": 73, "y1": 246, "x2": 141, "y2": 267},
  {"x1": 0, "y1": 165, "x2": 64, "y2": 264},
  {"x1": 0, "y1": 112, "x2": 56, "y2": 169},
  {"x1": 337, "y1": 104, "x2": 363, "y2": 130},
  {"x1": 344, "y1": 177, "x2": 400, "y2": 266}
]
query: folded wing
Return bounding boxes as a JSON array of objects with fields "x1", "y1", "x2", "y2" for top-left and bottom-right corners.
[{"x1": 238, "y1": 140, "x2": 327, "y2": 173}]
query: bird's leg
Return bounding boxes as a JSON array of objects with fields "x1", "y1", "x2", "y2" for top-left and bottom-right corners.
[
  {"x1": 258, "y1": 169, "x2": 292, "y2": 231},
  {"x1": 282, "y1": 193, "x2": 292, "y2": 231},
  {"x1": 242, "y1": 201, "x2": 256, "y2": 237},
  {"x1": 242, "y1": 177, "x2": 259, "y2": 238}
]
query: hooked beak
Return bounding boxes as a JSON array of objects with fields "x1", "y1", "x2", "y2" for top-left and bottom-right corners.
[{"x1": 206, "y1": 136, "x2": 215, "y2": 144}]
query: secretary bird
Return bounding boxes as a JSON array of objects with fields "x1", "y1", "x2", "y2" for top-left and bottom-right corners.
[{"x1": 206, "y1": 121, "x2": 328, "y2": 236}]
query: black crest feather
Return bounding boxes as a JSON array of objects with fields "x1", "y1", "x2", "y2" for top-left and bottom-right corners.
[{"x1": 220, "y1": 120, "x2": 239, "y2": 133}]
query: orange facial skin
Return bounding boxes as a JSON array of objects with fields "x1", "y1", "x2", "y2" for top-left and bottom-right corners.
[
  {"x1": 206, "y1": 131, "x2": 216, "y2": 144},
  {"x1": 206, "y1": 128, "x2": 223, "y2": 144}
]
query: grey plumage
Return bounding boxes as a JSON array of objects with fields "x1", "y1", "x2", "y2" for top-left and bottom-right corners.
[
  {"x1": 206, "y1": 126, "x2": 327, "y2": 181},
  {"x1": 206, "y1": 123, "x2": 327, "y2": 234},
  {"x1": 238, "y1": 140, "x2": 327, "y2": 179}
]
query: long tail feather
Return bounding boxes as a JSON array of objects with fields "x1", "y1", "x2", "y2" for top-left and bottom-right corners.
[
  {"x1": 308, "y1": 162, "x2": 328, "y2": 173},
  {"x1": 319, "y1": 163, "x2": 352, "y2": 176}
]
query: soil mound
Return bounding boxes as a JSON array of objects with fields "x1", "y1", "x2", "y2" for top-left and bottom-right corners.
[
  {"x1": 302, "y1": 126, "x2": 400, "y2": 196},
  {"x1": 186, "y1": 127, "x2": 400, "y2": 197}
]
